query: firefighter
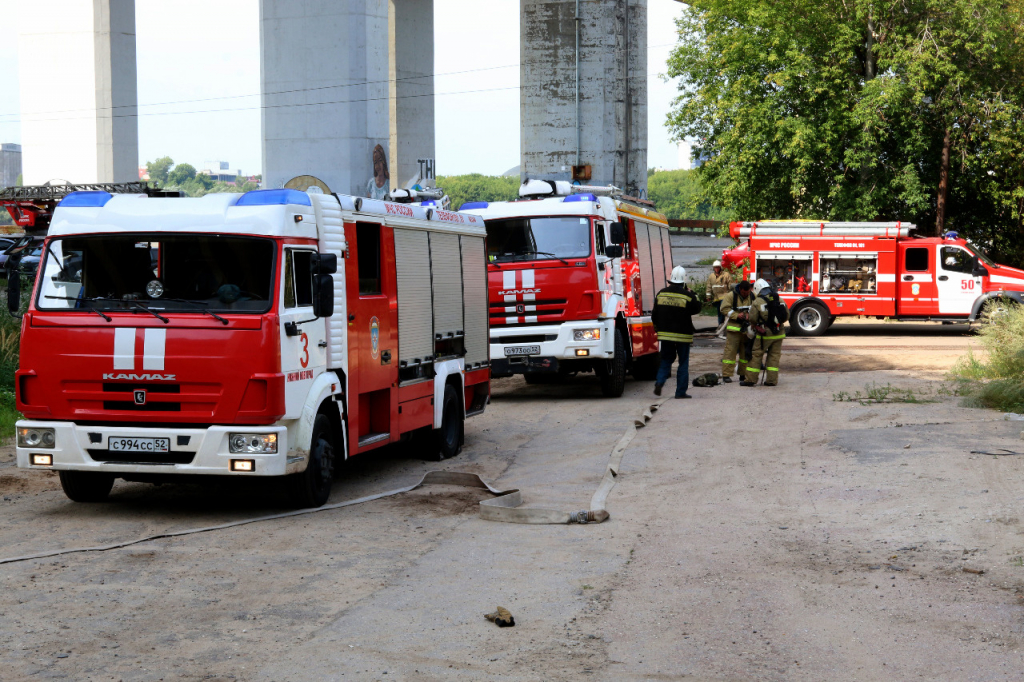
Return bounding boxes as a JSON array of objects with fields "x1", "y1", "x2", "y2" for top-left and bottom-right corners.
[
  {"x1": 652, "y1": 265, "x2": 703, "y2": 399},
  {"x1": 719, "y1": 279, "x2": 753, "y2": 382},
  {"x1": 743, "y1": 278, "x2": 789, "y2": 387},
  {"x1": 706, "y1": 260, "x2": 732, "y2": 336}
]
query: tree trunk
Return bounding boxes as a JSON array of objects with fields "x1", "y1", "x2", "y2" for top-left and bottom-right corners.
[
  {"x1": 860, "y1": 11, "x2": 876, "y2": 188},
  {"x1": 935, "y1": 127, "x2": 952, "y2": 235}
]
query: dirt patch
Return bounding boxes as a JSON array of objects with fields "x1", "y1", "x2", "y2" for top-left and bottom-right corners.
[
  {"x1": 381, "y1": 486, "x2": 492, "y2": 517},
  {"x1": 0, "y1": 469, "x2": 59, "y2": 495}
]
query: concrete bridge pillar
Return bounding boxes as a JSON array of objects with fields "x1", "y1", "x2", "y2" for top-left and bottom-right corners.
[
  {"x1": 389, "y1": 0, "x2": 435, "y2": 189},
  {"x1": 18, "y1": 0, "x2": 139, "y2": 184}
]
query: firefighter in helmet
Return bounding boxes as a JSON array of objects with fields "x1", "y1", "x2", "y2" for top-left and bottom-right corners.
[
  {"x1": 706, "y1": 259, "x2": 732, "y2": 335},
  {"x1": 719, "y1": 279, "x2": 753, "y2": 382},
  {"x1": 743, "y1": 278, "x2": 789, "y2": 387},
  {"x1": 651, "y1": 265, "x2": 703, "y2": 398}
]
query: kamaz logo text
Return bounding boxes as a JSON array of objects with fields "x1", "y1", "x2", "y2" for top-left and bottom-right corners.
[
  {"x1": 498, "y1": 288, "x2": 541, "y2": 295},
  {"x1": 103, "y1": 373, "x2": 176, "y2": 381}
]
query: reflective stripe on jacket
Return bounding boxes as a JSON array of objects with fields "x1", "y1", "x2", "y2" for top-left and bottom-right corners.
[
  {"x1": 719, "y1": 288, "x2": 753, "y2": 333},
  {"x1": 651, "y1": 283, "x2": 703, "y2": 342}
]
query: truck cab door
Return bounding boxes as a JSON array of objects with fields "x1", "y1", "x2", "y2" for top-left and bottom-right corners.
[
  {"x1": 280, "y1": 247, "x2": 328, "y2": 418},
  {"x1": 936, "y1": 245, "x2": 981, "y2": 315},
  {"x1": 897, "y1": 245, "x2": 937, "y2": 316}
]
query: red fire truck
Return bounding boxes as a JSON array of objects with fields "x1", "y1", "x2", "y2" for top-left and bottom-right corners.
[
  {"x1": 462, "y1": 180, "x2": 676, "y2": 396},
  {"x1": 731, "y1": 220, "x2": 1024, "y2": 336},
  {"x1": 11, "y1": 186, "x2": 490, "y2": 506}
]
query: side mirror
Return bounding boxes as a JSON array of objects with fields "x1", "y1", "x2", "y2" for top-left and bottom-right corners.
[
  {"x1": 6, "y1": 256, "x2": 21, "y2": 316},
  {"x1": 311, "y1": 252, "x2": 338, "y2": 275},
  {"x1": 972, "y1": 257, "x2": 988, "y2": 278},
  {"x1": 609, "y1": 222, "x2": 625, "y2": 245},
  {"x1": 312, "y1": 274, "x2": 334, "y2": 318},
  {"x1": 604, "y1": 245, "x2": 623, "y2": 259}
]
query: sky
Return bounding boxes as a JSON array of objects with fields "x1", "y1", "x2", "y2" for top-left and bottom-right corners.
[{"x1": 0, "y1": 0, "x2": 690, "y2": 178}]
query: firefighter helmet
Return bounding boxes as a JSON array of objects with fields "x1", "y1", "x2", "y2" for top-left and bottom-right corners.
[
  {"x1": 669, "y1": 265, "x2": 687, "y2": 284},
  {"x1": 713, "y1": 260, "x2": 722, "y2": 268},
  {"x1": 752, "y1": 278, "x2": 771, "y2": 296}
]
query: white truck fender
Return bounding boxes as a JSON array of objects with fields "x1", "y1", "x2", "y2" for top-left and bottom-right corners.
[
  {"x1": 433, "y1": 359, "x2": 465, "y2": 428},
  {"x1": 292, "y1": 371, "x2": 345, "y2": 458}
]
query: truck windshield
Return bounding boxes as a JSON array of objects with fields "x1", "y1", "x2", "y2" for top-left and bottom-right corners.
[
  {"x1": 965, "y1": 240, "x2": 997, "y2": 268},
  {"x1": 486, "y1": 217, "x2": 591, "y2": 262},
  {"x1": 36, "y1": 234, "x2": 276, "y2": 313}
]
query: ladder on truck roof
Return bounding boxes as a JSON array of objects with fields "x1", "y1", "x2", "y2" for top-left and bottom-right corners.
[
  {"x1": 1, "y1": 182, "x2": 180, "y2": 233},
  {"x1": 732, "y1": 220, "x2": 917, "y2": 238}
]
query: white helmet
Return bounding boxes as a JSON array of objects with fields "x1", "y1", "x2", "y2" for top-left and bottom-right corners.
[
  {"x1": 713, "y1": 260, "x2": 722, "y2": 268},
  {"x1": 669, "y1": 265, "x2": 687, "y2": 284},
  {"x1": 752, "y1": 278, "x2": 771, "y2": 296}
]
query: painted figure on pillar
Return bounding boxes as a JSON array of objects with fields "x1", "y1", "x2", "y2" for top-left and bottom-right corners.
[{"x1": 366, "y1": 144, "x2": 390, "y2": 200}]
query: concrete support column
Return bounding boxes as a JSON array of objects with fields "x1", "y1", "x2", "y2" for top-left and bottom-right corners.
[
  {"x1": 260, "y1": 0, "x2": 390, "y2": 197},
  {"x1": 17, "y1": 0, "x2": 139, "y2": 184},
  {"x1": 389, "y1": 0, "x2": 435, "y2": 189},
  {"x1": 521, "y1": 0, "x2": 647, "y2": 194}
]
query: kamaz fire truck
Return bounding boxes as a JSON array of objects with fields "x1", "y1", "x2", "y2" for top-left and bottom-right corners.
[
  {"x1": 731, "y1": 220, "x2": 1024, "y2": 336},
  {"x1": 11, "y1": 186, "x2": 490, "y2": 507},
  {"x1": 462, "y1": 180, "x2": 676, "y2": 397}
]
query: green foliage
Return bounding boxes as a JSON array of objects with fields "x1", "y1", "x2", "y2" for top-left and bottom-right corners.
[
  {"x1": 684, "y1": 277, "x2": 718, "y2": 316},
  {"x1": 436, "y1": 174, "x2": 519, "y2": 211},
  {"x1": 168, "y1": 163, "x2": 197, "y2": 186},
  {"x1": 951, "y1": 303, "x2": 1024, "y2": 411},
  {"x1": 667, "y1": 0, "x2": 1024, "y2": 266},
  {"x1": 146, "y1": 156, "x2": 174, "y2": 185},
  {"x1": 15, "y1": 174, "x2": 22, "y2": 187},
  {"x1": 832, "y1": 383, "x2": 934, "y2": 405},
  {"x1": 646, "y1": 169, "x2": 732, "y2": 221},
  {"x1": 0, "y1": 389, "x2": 18, "y2": 440}
]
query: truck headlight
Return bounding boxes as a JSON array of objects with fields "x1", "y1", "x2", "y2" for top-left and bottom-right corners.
[
  {"x1": 229, "y1": 433, "x2": 278, "y2": 454},
  {"x1": 18, "y1": 427, "x2": 55, "y2": 449},
  {"x1": 573, "y1": 328, "x2": 601, "y2": 341}
]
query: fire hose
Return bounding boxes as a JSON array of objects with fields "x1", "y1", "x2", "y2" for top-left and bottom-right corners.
[{"x1": 0, "y1": 400, "x2": 666, "y2": 566}]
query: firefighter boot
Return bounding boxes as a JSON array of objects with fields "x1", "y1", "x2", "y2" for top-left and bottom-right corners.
[
  {"x1": 721, "y1": 330, "x2": 748, "y2": 380},
  {"x1": 744, "y1": 337, "x2": 765, "y2": 386},
  {"x1": 763, "y1": 337, "x2": 784, "y2": 386}
]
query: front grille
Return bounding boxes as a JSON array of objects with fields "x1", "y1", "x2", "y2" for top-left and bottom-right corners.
[
  {"x1": 102, "y1": 401, "x2": 182, "y2": 412},
  {"x1": 87, "y1": 449, "x2": 195, "y2": 465},
  {"x1": 102, "y1": 382, "x2": 181, "y2": 412},
  {"x1": 102, "y1": 383, "x2": 180, "y2": 394},
  {"x1": 489, "y1": 298, "x2": 568, "y2": 322}
]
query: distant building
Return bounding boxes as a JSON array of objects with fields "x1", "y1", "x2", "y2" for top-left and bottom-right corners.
[
  {"x1": 1, "y1": 143, "x2": 22, "y2": 188},
  {"x1": 201, "y1": 160, "x2": 241, "y2": 183}
]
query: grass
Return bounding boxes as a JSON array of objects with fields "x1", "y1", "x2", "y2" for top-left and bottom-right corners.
[
  {"x1": 950, "y1": 302, "x2": 1024, "y2": 413},
  {"x1": 694, "y1": 256, "x2": 718, "y2": 266},
  {"x1": 0, "y1": 277, "x2": 27, "y2": 441},
  {"x1": 685, "y1": 278, "x2": 719, "y2": 317},
  {"x1": 833, "y1": 383, "x2": 936, "y2": 405}
]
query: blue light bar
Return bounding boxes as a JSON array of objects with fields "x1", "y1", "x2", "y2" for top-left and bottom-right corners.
[
  {"x1": 235, "y1": 188, "x2": 312, "y2": 207},
  {"x1": 420, "y1": 200, "x2": 437, "y2": 207},
  {"x1": 460, "y1": 201, "x2": 489, "y2": 210},
  {"x1": 564, "y1": 193, "x2": 597, "y2": 203},
  {"x1": 58, "y1": 191, "x2": 114, "y2": 208}
]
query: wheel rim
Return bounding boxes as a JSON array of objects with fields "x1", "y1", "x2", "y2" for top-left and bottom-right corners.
[{"x1": 797, "y1": 306, "x2": 822, "y2": 331}]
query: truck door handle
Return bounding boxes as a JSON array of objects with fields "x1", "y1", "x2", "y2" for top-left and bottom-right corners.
[
  {"x1": 348, "y1": 314, "x2": 356, "y2": 321},
  {"x1": 318, "y1": 340, "x2": 328, "y2": 348},
  {"x1": 938, "y1": 275, "x2": 949, "y2": 281},
  {"x1": 381, "y1": 349, "x2": 392, "y2": 364},
  {"x1": 903, "y1": 275, "x2": 913, "y2": 281}
]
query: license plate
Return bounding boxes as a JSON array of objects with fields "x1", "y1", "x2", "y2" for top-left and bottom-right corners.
[
  {"x1": 504, "y1": 344, "x2": 540, "y2": 357},
  {"x1": 108, "y1": 437, "x2": 170, "y2": 453}
]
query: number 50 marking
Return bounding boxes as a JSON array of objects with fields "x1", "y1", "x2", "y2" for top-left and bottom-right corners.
[{"x1": 961, "y1": 279, "x2": 975, "y2": 290}]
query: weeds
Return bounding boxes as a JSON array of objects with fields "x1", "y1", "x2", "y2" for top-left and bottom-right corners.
[
  {"x1": 686, "y1": 278, "x2": 718, "y2": 316},
  {"x1": 694, "y1": 256, "x2": 718, "y2": 266},
  {"x1": 832, "y1": 383, "x2": 936, "y2": 405},
  {"x1": 950, "y1": 303, "x2": 1024, "y2": 412}
]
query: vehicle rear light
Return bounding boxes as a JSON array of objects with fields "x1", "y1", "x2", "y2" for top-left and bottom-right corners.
[
  {"x1": 230, "y1": 459, "x2": 256, "y2": 472},
  {"x1": 30, "y1": 453, "x2": 52, "y2": 466}
]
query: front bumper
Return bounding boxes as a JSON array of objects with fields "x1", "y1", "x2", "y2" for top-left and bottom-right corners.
[
  {"x1": 489, "y1": 319, "x2": 615, "y2": 363},
  {"x1": 15, "y1": 421, "x2": 292, "y2": 477}
]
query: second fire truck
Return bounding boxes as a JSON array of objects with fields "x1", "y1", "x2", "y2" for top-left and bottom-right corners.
[{"x1": 463, "y1": 180, "x2": 676, "y2": 397}]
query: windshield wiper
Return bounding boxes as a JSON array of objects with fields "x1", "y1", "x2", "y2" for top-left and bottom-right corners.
[
  {"x1": 521, "y1": 250, "x2": 571, "y2": 266},
  {"x1": 128, "y1": 300, "x2": 169, "y2": 323},
  {"x1": 44, "y1": 295, "x2": 113, "y2": 322},
  {"x1": 161, "y1": 299, "x2": 229, "y2": 325}
]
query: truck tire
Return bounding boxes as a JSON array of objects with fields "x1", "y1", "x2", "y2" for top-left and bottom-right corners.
[
  {"x1": 631, "y1": 351, "x2": 660, "y2": 380},
  {"x1": 287, "y1": 413, "x2": 334, "y2": 508},
  {"x1": 790, "y1": 302, "x2": 831, "y2": 337},
  {"x1": 58, "y1": 470, "x2": 115, "y2": 503},
  {"x1": 428, "y1": 383, "x2": 463, "y2": 460},
  {"x1": 599, "y1": 329, "x2": 627, "y2": 397}
]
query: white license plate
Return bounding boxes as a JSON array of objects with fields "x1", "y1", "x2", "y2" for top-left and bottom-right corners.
[
  {"x1": 504, "y1": 345, "x2": 541, "y2": 357},
  {"x1": 108, "y1": 437, "x2": 170, "y2": 453}
]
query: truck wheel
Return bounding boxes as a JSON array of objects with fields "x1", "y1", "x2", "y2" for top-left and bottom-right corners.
[
  {"x1": 790, "y1": 303, "x2": 830, "y2": 337},
  {"x1": 58, "y1": 470, "x2": 115, "y2": 503},
  {"x1": 631, "y1": 352, "x2": 660, "y2": 380},
  {"x1": 428, "y1": 383, "x2": 463, "y2": 460},
  {"x1": 288, "y1": 413, "x2": 334, "y2": 508},
  {"x1": 599, "y1": 329, "x2": 627, "y2": 397}
]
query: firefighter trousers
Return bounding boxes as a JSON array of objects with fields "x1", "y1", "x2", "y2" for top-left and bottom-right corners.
[
  {"x1": 721, "y1": 330, "x2": 748, "y2": 378},
  {"x1": 745, "y1": 335, "x2": 784, "y2": 386}
]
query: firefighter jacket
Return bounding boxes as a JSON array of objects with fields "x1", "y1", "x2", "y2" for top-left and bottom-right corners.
[
  {"x1": 749, "y1": 293, "x2": 789, "y2": 339},
  {"x1": 719, "y1": 287, "x2": 754, "y2": 333},
  {"x1": 651, "y1": 282, "x2": 703, "y2": 343},
  {"x1": 706, "y1": 270, "x2": 732, "y2": 301}
]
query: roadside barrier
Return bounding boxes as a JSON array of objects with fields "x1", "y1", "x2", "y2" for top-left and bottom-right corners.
[{"x1": 0, "y1": 400, "x2": 666, "y2": 565}]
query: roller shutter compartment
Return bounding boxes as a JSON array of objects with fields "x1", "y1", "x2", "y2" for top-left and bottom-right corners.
[
  {"x1": 634, "y1": 221, "x2": 656, "y2": 314},
  {"x1": 429, "y1": 232, "x2": 465, "y2": 344},
  {"x1": 460, "y1": 235, "x2": 488, "y2": 369},
  {"x1": 393, "y1": 228, "x2": 434, "y2": 367},
  {"x1": 661, "y1": 226, "x2": 675, "y2": 277}
]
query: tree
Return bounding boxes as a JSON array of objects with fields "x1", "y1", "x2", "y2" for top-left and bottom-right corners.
[
  {"x1": 146, "y1": 156, "x2": 173, "y2": 185},
  {"x1": 436, "y1": 174, "x2": 519, "y2": 211},
  {"x1": 646, "y1": 169, "x2": 731, "y2": 221},
  {"x1": 167, "y1": 163, "x2": 197, "y2": 186},
  {"x1": 667, "y1": 0, "x2": 1024, "y2": 265}
]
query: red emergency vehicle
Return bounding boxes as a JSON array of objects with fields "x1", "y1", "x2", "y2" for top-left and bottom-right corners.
[
  {"x1": 462, "y1": 180, "x2": 676, "y2": 396},
  {"x1": 731, "y1": 220, "x2": 1024, "y2": 336},
  {"x1": 11, "y1": 186, "x2": 490, "y2": 506}
]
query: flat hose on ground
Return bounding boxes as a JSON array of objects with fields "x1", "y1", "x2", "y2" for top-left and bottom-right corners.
[{"x1": 0, "y1": 400, "x2": 666, "y2": 565}]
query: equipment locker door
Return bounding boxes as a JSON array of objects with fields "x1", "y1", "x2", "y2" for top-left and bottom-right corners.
[
  {"x1": 345, "y1": 222, "x2": 397, "y2": 450},
  {"x1": 897, "y1": 245, "x2": 938, "y2": 316},
  {"x1": 936, "y1": 245, "x2": 982, "y2": 315}
]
